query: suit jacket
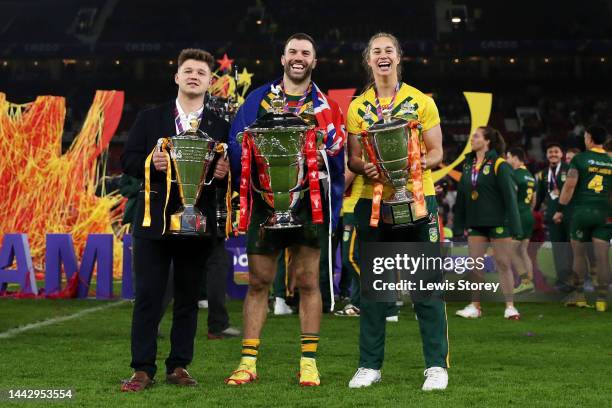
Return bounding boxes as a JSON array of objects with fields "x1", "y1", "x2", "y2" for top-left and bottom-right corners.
[{"x1": 121, "y1": 101, "x2": 230, "y2": 240}]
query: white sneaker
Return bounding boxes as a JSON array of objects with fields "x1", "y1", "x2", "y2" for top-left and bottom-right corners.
[
  {"x1": 386, "y1": 315, "x2": 399, "y2": 322},
  {"x1": 348, "y1": 367, "x2": 381, "y2": 388},
  {"x1": 198, "y1": 300, "x2": 208, "y2": 309},
  {"x1": 504, "y1": 305, "x2": 521, "y2": 320},
  {"x1": 455, "y1": 303, "x2": 481, "y2": 318},
  {"x1": 422, "y1": 367, "x2": 448, "y2": 391},
  {"x1": 273, "y1": 297, "x2": 293, "y2": 315}
]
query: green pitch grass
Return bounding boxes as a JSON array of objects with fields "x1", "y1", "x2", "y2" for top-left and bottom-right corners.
[{"x1": 0, "y1": 299, "x2": 611, "y2": 408}]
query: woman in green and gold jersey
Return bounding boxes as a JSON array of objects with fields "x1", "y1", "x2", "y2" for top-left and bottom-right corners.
[
  {"x1": 453, "y1": 127, "x2": 523, "y2": 320},
  {"x1": 346, "y1": 32, "x2": 449, "y2": 391}
]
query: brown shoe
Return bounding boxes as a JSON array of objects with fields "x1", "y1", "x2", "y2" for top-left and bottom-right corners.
[
  {"x1": 121, "y1": 371, "x2": 154, "y2": 392},
  {"x1": 166, "y1": 367, "x2": 198, "y2": 386}
]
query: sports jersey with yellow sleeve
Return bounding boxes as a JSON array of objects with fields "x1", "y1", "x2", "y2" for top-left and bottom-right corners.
[{"x1": 346, "y1": 83, "x2": 440, "y2": 198}]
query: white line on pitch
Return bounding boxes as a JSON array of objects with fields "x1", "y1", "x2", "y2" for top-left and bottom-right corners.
[{"x1": 0, "y1": 300, "x2": 129, "y2": 339}]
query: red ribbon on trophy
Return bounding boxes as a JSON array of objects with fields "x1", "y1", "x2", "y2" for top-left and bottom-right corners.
[
  {"x1": 407, "y1": 120, "x2": 427, "y2": 218},
  {"x1": 360, "y1": 130, "x2": 384, "y2": 227},
  {"x1": 238, "y1": 128, "x2": 324, "y2": 232},
  {"x1": 238, "y1": 132, "x2": 253, "y2": 232},
  {"x1": 305, "y1": 128, "x2": 323, "y2": 224}
]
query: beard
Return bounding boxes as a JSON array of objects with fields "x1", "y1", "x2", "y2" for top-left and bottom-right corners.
[{"x1": 284, "y1": 62, "x2": 313, "y2": 83}]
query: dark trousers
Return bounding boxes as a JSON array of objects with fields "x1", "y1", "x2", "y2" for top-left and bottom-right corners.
[
  {"x1": 160, "y1": 241, "x2": 231, "y2": 334},
  {"x1": 130, "y1": 236, "x2": 213, "y2": 379},
  {"x1": 199, "y1": 241, "x2": 231, "y2": 333}
]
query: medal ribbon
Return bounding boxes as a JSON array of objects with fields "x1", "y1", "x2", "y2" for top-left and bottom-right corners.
[
  {"x1": 547, "y1": 163, "x2": 560, "y2": 193},
  {"x1": 174, "y1": 106, "x2": 204, "y2": 133},
  {"x1": 374, "y1": 82, "x2": 400, "y2": 121},
  {"x1": 471, "y1": 156, "x2": 482, "y2": 193},
  {"x1": 281, "y1": 81, "x2": 311, "y2": 115}
]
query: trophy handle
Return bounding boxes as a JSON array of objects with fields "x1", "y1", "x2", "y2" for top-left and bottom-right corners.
[
  {"x1": 202, "y1": 142, "x2": 228, "y2": 186},
  {"x1": 156, "y1": 138, "x2": 178, "y2": 183},
  {"x1": 359, "y1": 130, "x2": 386, "y2": 181}
]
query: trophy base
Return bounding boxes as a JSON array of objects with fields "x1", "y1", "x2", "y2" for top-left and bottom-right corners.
[
  {"x1": 381, "y1": 200, "x2": 429, "y2": 228},
  {"x1": 261, "y1": 211, "x2": 303, "y2": 229},
  {"x1": 167, "y1": 205, "x2": 210, "y2": 236}
]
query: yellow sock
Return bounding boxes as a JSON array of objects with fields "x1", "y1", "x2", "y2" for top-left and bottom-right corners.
[{"x1": 241, "y1": 338, "x2": 260, "y2": 360}]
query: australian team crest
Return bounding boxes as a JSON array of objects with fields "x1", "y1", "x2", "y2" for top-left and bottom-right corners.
[
  {"x1": 398, "y1": 101, "x2": 417, "y2": 116},
  {"x1": 483, "y1": 164, "x2": 491, "y2": 175},
  {"x1": 561, "y1": 172, "x2": 567, "y2": 182}
]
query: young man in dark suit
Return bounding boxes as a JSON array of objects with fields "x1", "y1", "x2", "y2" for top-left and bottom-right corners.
[{"x1": 120, "y1": 48, "x2": 230, "y2": 391}]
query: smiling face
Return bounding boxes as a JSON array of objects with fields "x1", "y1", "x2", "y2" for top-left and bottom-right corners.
[
  {"x1": 281, "y1": 39, "x2": 316, "y2": 84},
  {"x1": 546, "y1": 146, "x2": 562, "y2": 165},
  {"x1": 174, "y1": 59, "x2": 212, "y2": 98},
  {"x1": 367, "y1": 36, "x2": 400, "y2": 80}
]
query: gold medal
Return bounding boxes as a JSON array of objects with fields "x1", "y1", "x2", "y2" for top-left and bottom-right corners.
[
  {"x1": 189, "y1": 118, "x2": 200, "y2": 131},
  {"x1": 471, "y1": 190, "x2": 479, "y2": 200}
]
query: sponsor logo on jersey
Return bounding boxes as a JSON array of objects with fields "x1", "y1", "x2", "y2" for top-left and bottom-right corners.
[{"x1": 429, "y1": 227, "x2": 438, "y2": 242}]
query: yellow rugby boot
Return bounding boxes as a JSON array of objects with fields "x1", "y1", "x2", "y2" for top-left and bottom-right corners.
[
  {"x1": 298, "y1": 357, "x2": 320, "y2": 386},
  {"x1": 564, "y1": 292, "x2": 591, "y2": 308},
  {"x1": 595, "y1": 300, "x2": 607, "y2": 312},
  {"x1": 225, "y1": 358, "x2": 257, "y2": 386}
]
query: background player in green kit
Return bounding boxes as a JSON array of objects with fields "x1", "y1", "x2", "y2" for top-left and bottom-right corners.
[
  {"x1": 553, "y1": 125, "x2": 611, "y2": 312},
  {"x1": 534, "y1": 143, "x2": 573, "y2": 292},
  {"x1": 506, "y1": 147, "x2": 536, "y2": 294}
]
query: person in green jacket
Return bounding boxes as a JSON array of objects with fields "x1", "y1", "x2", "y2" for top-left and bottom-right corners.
[
  {"x1": 506, "y1": 147, "x2": 536, "y2": 294},
  {"x1": 453, "y1": 126, "x2": 523, "y2": 320},
  {"x1": 119, "y1": 174, "x2": 142, "y2": 228},
  {"x1": 553, "y1": 125, "x2": 612, "y2": 312}
]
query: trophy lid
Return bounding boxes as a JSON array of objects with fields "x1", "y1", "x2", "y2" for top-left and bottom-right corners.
[
  {"x1": 247, "y1": 111, "x2": 310, "y2": 132},
  {"x1": 172, "y1": 127, "x2": 214, "y2": 142},
  {"x1": 367, "y1": 116, "x2": 411, "y2": 134}
]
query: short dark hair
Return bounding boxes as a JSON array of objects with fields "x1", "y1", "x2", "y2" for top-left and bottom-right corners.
[
  {"x1": 586, "y1": 124, "x2": 608, "y2": 145},
  {"x1": 283, "y1": 33, "x2": 317, "y2": 56},
  {"x1": 545, "y1": 142, "x2": 563, "y2": 151},
  {"x1": 604, "y1": 138, "x2": 612, "y2": 153},
  {"x1": 508, "y1": 147, "x2": 527, "y2": 162},
  {"x1": 177, "y1": 48, "x2": 215, "y2": 70},
  {"x1": 567, "y1": 147, "x2": 581, "y2": 155}
]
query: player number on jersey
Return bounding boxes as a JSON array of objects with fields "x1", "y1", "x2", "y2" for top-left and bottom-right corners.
[
  {"x1": 525, "y1": 188, "x2": 534, "y2": 204},
  {"x1": 587, "y1": 175, "x2": 604, "y2": 193}
]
